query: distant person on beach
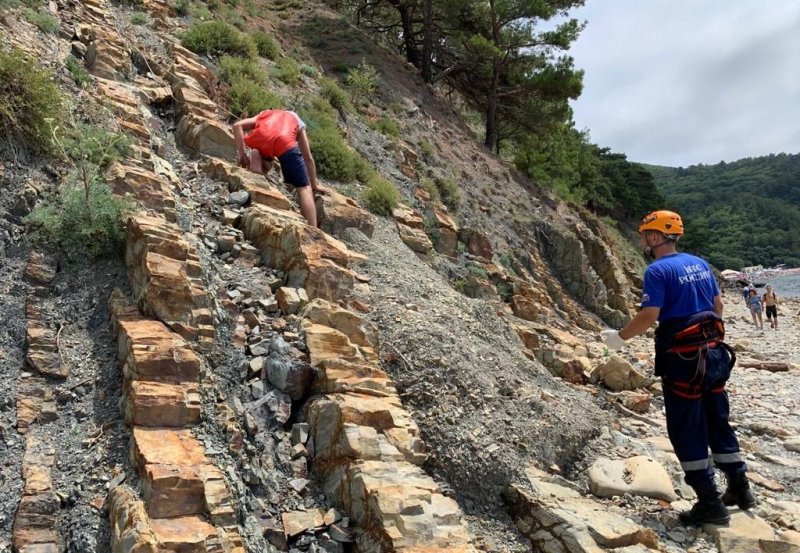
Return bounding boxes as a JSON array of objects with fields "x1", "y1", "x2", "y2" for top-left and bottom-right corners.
[
  {"x1": 600, "y1": 210, "x2": 753, "y2": 526},
  {"x1": 232, "y1": 109, "x2": 326, "y2": 227},
  {"x1": 742, "y1": 285, "x2": 752, "y2": 311},
  {"x1": 763, "y1": 284, "x2": 779, "y2": 329},
  {"x1": 747, "y1": 289, "x2": 764, "y2": 329}
]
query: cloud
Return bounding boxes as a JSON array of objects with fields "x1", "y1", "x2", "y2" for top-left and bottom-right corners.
[{"x1": 568, "y1": 0, "x2": 800, "y2": 166}]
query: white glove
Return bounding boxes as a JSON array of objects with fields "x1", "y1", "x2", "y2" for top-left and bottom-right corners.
[{"x1": 600, "y1": 329, "x2": 625, "y2": 351}]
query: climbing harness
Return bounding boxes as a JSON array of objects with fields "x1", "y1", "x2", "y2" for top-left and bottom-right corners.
[{"x1": 662, "y1": 317, "x2": 736, "y2": 400}]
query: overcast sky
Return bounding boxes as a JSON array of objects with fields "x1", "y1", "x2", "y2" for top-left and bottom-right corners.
[{"x1": 565, "y1": 1, "x2": 800, "y2": 168}]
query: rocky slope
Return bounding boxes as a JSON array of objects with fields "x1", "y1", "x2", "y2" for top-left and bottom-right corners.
[{"x1": 0, "y1": 1, "x2": 798, "y2": 553}]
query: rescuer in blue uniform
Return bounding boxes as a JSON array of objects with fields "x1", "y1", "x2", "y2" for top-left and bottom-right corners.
[{"x1": 601, "y1": 210, "x2": 755, "y2": 526}]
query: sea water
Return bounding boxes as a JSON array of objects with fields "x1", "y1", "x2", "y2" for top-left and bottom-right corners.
[{"x1": 764, "y1": 273, "x2": 800, "y2": 298}]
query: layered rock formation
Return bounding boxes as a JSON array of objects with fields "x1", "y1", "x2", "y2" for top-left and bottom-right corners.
[{"x1": 301, "y1": 299, "x2": 477, "y2": 551}]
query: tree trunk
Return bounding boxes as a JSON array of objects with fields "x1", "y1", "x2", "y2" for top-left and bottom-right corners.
[
  {"x1": 421, "y1": 0, "x2": 433, "y2": 82},
  {"x1": 484, "y1": 62, "x2": 499, "y2": 151},
  {"x1": 389, "y1": 0, "x2": 420, "y2": 67}
]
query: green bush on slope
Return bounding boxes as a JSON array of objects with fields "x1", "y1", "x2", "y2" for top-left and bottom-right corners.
[
  {"x1": 218, "y1": 55, "x2": 282, "y2": 118},
  {"x1": 250, "y1": 30, "x2": 281, "y2": 60},
  {"x1": 299, "y1": 98, "x2": 368, "y2": 182},
  {"x1": 0, "y1": 48, "x2": 64, "y2": 153},
  {"x1": 25, "y1": 124, "x2": 134, "y2": 258},
  {"x1": 361, "y1": 175, "x2": 398, "y2": 216},
  {"x1": 23, "y1": 8, "x2": 60, "y2": 33},
  {"x1": 180, "y1": 20, "x2": 257, "y2": 58}
]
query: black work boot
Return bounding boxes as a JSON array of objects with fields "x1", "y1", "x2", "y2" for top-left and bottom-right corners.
[
  {"x1": 721, "y1": 473, "x2": 756, "y2": 510},
  {"x1": 679, "y1": 488, "x2": 730, "y2": 526}
]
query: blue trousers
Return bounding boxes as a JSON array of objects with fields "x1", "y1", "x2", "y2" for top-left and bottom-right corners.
[{"x1": 661, "y1": 346, "x2": 747, "y2": 491}]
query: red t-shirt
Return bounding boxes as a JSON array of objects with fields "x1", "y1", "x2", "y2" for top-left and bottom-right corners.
[{"x1": 243, "y1": 110, "x2": 305, "y2": 158}]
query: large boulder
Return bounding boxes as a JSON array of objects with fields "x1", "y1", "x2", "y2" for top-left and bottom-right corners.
[
  {"x1": 175, "y1": 113, "x2": 236, "y2": 160},
  {"x1": 242, "y1": 205, "x2": 364, "y2": 302},
  {"x1": 427, "y1": 205, "x2": 459, "y2": 258},
  {"x1": 315, "y1": 189, "x2": 374, "y2": 238},
  {"x1": 591, "y1": 355, "x2": 650, "y2": 391},
  {"x1": 300, "y1": 298, "x2": 378, "y2": 348},
  {"x1": 507, "y1": 467, "x2": 660, "y2": 552},
  {"x1": 205, "y1": 158, "x2": 292, "y2": 212},
  {"x1": 588, "y1": 456, "x2": 677, "y2": 502},
  {"x1": 459, "y1": 228, "x2": 493, "y2": 259}
]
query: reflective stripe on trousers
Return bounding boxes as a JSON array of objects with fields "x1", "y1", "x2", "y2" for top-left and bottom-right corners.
[{"x1": 662, "y1": 345, "x2": 747, "y2": 491}]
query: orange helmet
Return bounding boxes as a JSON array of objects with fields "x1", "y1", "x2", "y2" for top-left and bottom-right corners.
[{"x1": 639, "y1": 210, "x2": 683, "y2": 236}]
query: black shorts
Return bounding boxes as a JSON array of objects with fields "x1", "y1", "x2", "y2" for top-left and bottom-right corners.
[{"x1": 766, "y1": 305, "x2": 778, "y2": 318}]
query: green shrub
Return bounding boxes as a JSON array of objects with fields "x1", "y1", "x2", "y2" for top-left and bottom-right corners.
[
  {"x1": 346, "y1": 60, "x2": 379, "y2": 105},
  {"x1": 174, "y1": 0, "x2": 191, "y2": 15},
  {"x1": 192, "y1": 4, "x2": 212, "y2": 19},
  {"x1": 419, "y1": 140, "x2": 434, "y2": 161},
  {"x1": 131, "y1": 11, "x2": 149, "y2": 24},
  {"x1": 26, "y1": 174, "x2": 132, "y2": 258},
  {"x1": 25, "y1": 123, "x2": 134, "y2": 257},
  {"x1": 368, "y1": 116, "x2": 400, "y2": 139},
  {"x1": 62, "y1": 124, "x2": 133, "y2": 170},
  {"x1": 272, "y1": 56, "x2": 300, "y2": 85},
  {"x1": 180, "y1": 20, "x2": 256, "y2": 57},
  {"x1": 497, "y1": 252, "x2": 518, "y2": 277},
  {"x1": 466, "y1": 263, "x2": 489, "y2": 280},
  {"x1": 300, "y1": 100, "x2": 359, "y2": 182},
  {"x1": 24, "y1": 8, "x2": 60, "y2": 33},
  {"x1": 227, "y1": 78, "x2": 281, "y2": 117},
  {"x1": 219, "y1": 55, "x2": 267, "y2": 83},
  {"x1": 436, "y1": 177, "x2": 460, "y2": 212},
  {"x1": 419, "y1": 177, "x2": 440, "y2": 202},
  {"x1": 66, "y1": 56, "x2": 91, "y2": 88},
  {"x1": 0, "y1": 0, "x2": 44, "y2": 7},
  {"x1": 360, "y1": 175, "x2": 397, "y2": 216},
  {"x1": 218, "y1": 56, "x2": 280, "y2": 117},
  {"x1": 0, "y1": 48, "x2": 63, "y2": 153},
  {"x1": 299, "y1": 63, "x2": 317, "y2": 76},
  {"x1": 307, "y1": 123, "x2": 360, "y2": 181},
  {"x1": 320, "y1": 77, "x2": 351, "y2": 114},
  {"x1": 250, "y1": 30, "x2": 280, "y2": 60},
  {"x1": 497, "y1": 281, "x2": 514, "y2": 302},
  {"x1": 225, "y1": 11, "x2": 246, "y2": 29},
  {"x1": 423, "y1": 214, "x2": 441, "y2": 243},
  {"x1": 245, "y1": 0, "x2": 256, "y2": 16}
]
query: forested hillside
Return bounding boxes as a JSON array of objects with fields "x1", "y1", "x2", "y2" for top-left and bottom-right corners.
[
  {"x1": 646, "y1": 154, "x2": 800, "y2": 270},
  {"x1": 329, "y1": 0, "x2": 665, "y2": 228}
]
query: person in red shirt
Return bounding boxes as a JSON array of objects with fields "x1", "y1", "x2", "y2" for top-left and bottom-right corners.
[{"x1": 233, "y1": 109, "x2": 326, "y2": 227}]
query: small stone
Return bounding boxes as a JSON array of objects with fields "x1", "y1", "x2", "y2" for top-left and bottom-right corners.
[
  {"x1": 291, "y1": 423, "x2": 310, "y2": 445},
  {"x1": 249, "y1": 341, "x2": 269, "y2": 357},
  {"x1": 217, "y1": 234, "x2": 236, "y2": 253},
  {"x1": 289, "y1": 478, "x2": 310, "y2": 493},
  {"x1": 269, "y1": 336, "x2": 290, "y2": 355},
  {"x1": 291, "y1": 443, "x2": 307, "y2": 459},
  {"x1": 276, "y1": 287, "x2": 307, "y2": 315},
  {"x1": 323, "y1": 508, "x2": 341, "y2": 526},
  {"x1": 222, "y1": 208, "x2": 241, "y2": 226},
  {"x1": 229, "y1": 190, "x2": 249, "y2": 205},
  {"x1": 328, "y1": 524, "x2": 353, "y2": 543},
  {"x1": 251, "y1": 380, "x2": 265, "y2": 399},
  {"x1": 89, "y1": 495, "x2": 105, "y2": 511}
]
